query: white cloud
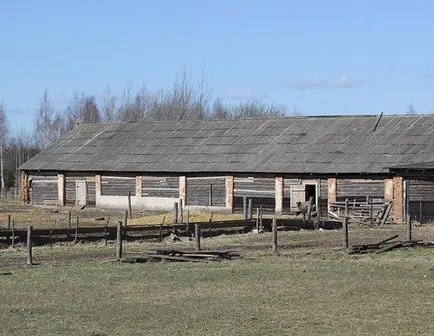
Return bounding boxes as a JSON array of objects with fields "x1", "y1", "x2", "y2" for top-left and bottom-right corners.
[
  {"x1": 225, "y1": 90, "x2": 269, "y2": 100},
  {"x1": 281, "y1": 76, "x2": 366, "y2": 91}
]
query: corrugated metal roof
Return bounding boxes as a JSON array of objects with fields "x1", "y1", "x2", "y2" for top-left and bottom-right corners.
[{"x1": 19, "y1": 115, "x2": 434, "y2": 174}]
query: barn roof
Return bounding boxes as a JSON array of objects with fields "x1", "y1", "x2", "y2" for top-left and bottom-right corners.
[
  {"x1": 389, "y1": 161, "x2": 434, "y2": 171},
  {"x1": 19, "y1": 114, "x2": 434, "y2": 175}
]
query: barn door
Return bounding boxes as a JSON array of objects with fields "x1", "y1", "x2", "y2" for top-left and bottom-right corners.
[
  {"x1": 76, "y1": 180, "x2": 87, "y2": 206},
  {"x1": 290, "y1": 186, "x2": 305, "y2": 212}
]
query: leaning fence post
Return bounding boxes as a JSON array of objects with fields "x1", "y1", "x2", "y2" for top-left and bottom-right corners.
[
  {"x1": 117, "y1": 221, "x2": 123, "y2": 259},
  {"x1": 407, "y1": 216, "x2": 412, "y2": 242},
  {"x1": 27, "y1": 226, "x2": 33, "y2": 266},
  {"x1": 128, "y1": 191, "x2": 132, "y2": 219},
  {"x1": 195, "y1": 223, "x2": 201, "y2": 251},
  {"x1": 343, "y1": 217, "x2": 349, "y2": 250},
  {"x1": 272, "y1": 218, "x2": 278, "y2": 254}
]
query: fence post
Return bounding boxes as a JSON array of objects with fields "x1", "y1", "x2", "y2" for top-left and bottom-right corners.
[
  {"x1": 209, "y1": 184, "x2": 213, "y2": 206},
  {"x1": 179, "y1": 199, "x2": 183, "y2": 224},
  {"x1": 117, "y1": 221, "x2": 123, "y2": 259},
  {"x1": 173, "y1": 202, "x2": 178, "y2": 224},
  {"x1": 243, "y1": 197, "x2": 247, "y2": 220},
  {"x1": 128, "y1": 191, "x2": 132, "y2": 219},
  {"x1": 186, "y1": 210, "x2": 190, "y2": 234},
  {"x1": 256, "y1": 208, "x2": 260, "y2": 231},
  {"x1": 104, "y1": 216, "x2": 110, "y2": 246},
  {"x1": 259, "y1": 206, "x2": 263, "y2": 231},
  {"x1": 124, "y1": 210, "x2": 128, "y2": 227},
  {"x1": 407, "y1": 217, "x2": 412, "y2": 242},
  {"x1": 369, "y1": 198, "x2": 373, "y2": 225},
  {"x1": 195, "y1": 223, "x2": 201, "y2": 251},
  {"x1": 11, "y1": 219, "x2": 15, "y2": 248},
  {"x1": 272, "y1": 218, "x2": 278, "y2": 254},
  {"x1": 7, "y1": 214, "x2": 11, "y2": 230},
  {"x1": 344, "y1": 198, "x2": 349, "y2": 218},
  {"x1": 27, "y1": 226, "x2": 33, "y2": 266},
  {"x1": 248, "y1": 198, "x2": 252, "y2": 220},
  {"x1": 307, "y1": 196, "x2": 313, "y2": 220},
  {"x1": 74, "y1": 216, "x2": 79, "y2": 244},
  {"x1": 67, "y1": 211, "x2": 72, "y2": 240},
  {"x1": 343, "y1": 217, "x2": 349, "y2": 250},
  {"x1": 419, "y1": 197, "x2": 423, "y2": 225}
]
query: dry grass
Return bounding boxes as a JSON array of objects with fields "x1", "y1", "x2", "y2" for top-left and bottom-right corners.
[{"x1": 0, "y1": 232, "x2": 433, "y2": 336}]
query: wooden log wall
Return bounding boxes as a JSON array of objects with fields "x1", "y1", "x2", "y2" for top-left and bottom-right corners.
[
  {"x1": 319, "y1": 179, "x2": 328, "y2": 217},
  {"x1": 141, "y1": 176, "x2": 179, "y2": 198},
  {"x1": 234, "y1": 177, "x2": 275, "y2": 213},
  {"x1": 283, "y1": 178, "x2": 300, "y2": 214},
  {"x1": 101, "y1": 176, "x2": 135, "y2": 196},
  {"x1": 65, "y1": 175, "x2": 96, "y2": 205},
  {"x1": 409, "y1": 178, "x2": 434, "y2": 221},
  {"x1": 29, "y1": 174, "x2": 58, "y2": 205},
  {"x1": 186, "y1": 176, "x2": 226, "y2": 207},
  {"x1": 337, "y1": 179, "x2": 384, "y2": 202}
]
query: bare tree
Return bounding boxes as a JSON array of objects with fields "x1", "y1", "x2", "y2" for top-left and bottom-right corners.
[
  {"x1": 35, "y1": 90, "x2": 55, "y2": 149},
  {"x1": 209, "y1": 96, "x2": 232, "y2": 119},
  {"x1": 232, "y1": 100, "x2": 287, "y2": 119},
  {"x1": 406, "y1": 102, "x2": 416, "y2": 115},
  {"x1": 119, "y1": 85, "x2": 151, "y2": 122},
  {"x1": 65, "y1": 91, "x2": 86, "y2": 131},
  {"x1": 82, "y1": 95, "x2": 101, "y2": 124},
  {"x1": 101, "y1": 85, "x2": 117, "y2": 123},
  {"x1": 0, "y1": 102, "x2": 7, "y2": 197}
]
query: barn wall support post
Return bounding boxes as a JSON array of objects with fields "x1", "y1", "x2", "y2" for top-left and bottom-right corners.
[
  {"x1": 135, "y1": 176, "x2": 142, "y2": 197},
  {"x1": 57, "y1": 173, "x2": 65, "y2": 206},
  {"x1": 95, "y1": 174, "x2": 102, "y2": 207},
  {"x1": 327, "y1": 177, "x2": 337, "y2": 210},
  {"x1": 393, "y1": 176, "x2": 404, "y2": 223},
  {"x1": 275, "y1": 176, "x2": 283, "y2": 215},
  {"x1": 225, "y1": 176, "x2": 234, "y2": 212},
  {"x1": 21, "y1": 171, "x2": 30, "y2": 204},
  {"x1": 384, "y1": 178, "x2": 394, "y2": 201},
  {"x1": 179, "y1": 176, "x2": 187, "y2": 203}
]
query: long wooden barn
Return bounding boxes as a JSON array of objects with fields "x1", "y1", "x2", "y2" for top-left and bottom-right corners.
[{"x1": 19, "y1": 114, "x2": 434, "y2": 222}]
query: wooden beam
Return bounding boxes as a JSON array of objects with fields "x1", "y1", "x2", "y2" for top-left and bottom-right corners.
[
  {"x1": 393, "y1": 176, "x2": 404, "y2": 223},
  {"x1": 384, "y1": 178, "x2": 393, "y2": 200},
  {"x1": 225, "y1": 176, "x2": 234, "y2": 212},
  {"x1": 135, "y1": 176, "x2": 142, "y2": 197},
  {"x1": 327, "y1": 177, "x2": 337, "y2": 209},
  {"x1": 179, "y1": 176, "x2": 187, "y2": 203},
  {"x1": 275, "y1": 176, "x2": 283, "y2": 215},
  {"x1": 57, "y1": 173, "x2": 65, "y2": 206}
]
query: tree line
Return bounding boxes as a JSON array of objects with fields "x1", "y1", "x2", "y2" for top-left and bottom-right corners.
[{"x1": 0, "y1": 70, "x2": 292, "y2": 196}]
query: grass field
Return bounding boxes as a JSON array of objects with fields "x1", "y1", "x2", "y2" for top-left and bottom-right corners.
[{"x1": 1, "y1": 228, "x2": 433, "y2": 336}]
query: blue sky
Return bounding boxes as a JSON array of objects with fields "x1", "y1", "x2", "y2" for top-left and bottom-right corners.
[{"x1": 1, "y1": 0, "x2": 434, "y2": 134}]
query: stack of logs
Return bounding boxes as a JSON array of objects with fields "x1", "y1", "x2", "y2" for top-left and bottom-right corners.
[{"x1": 329, "y1": 198, "x2": 394, "y2": 225}]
